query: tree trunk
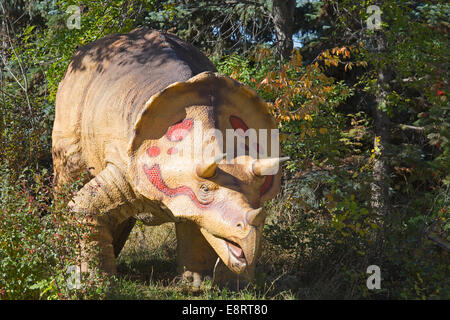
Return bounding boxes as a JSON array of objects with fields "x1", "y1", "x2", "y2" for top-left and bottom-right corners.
[
  {"x1": 371, "y1": 32, "x2": 392, "y2": 250},
  {"x1": 0, "y1": 15, "x2": 7, "y2": 164},
  {"x1": 371, "y1": 92, "x2": 391, "y2": 219},
  {"x1": 272, "y1": 0, "x2": 295, "y2": 60}
]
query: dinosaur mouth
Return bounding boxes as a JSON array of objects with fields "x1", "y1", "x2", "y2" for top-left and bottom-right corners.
[
  {"x1": 226, "y1": 240, "x2": 246, "y2": 262},
  {"x1": 200, "y1": 228, "x2": 248, "y2": 274}
]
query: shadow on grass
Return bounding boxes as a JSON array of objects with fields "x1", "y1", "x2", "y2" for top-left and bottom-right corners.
[
  {"x1": 103, "y1": 253, "x2": 180, "y2": 299},
  {"x1": 116, "y1": 256, "x2": 178, "y2": 284},
  {"x1": 106, "y1": 223, "x2": 298, "y2": 299}
]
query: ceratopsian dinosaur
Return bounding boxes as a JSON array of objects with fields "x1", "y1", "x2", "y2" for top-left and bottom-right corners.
[{"x1": 52, "y1": 27, "x2": 287, "y2": 287}]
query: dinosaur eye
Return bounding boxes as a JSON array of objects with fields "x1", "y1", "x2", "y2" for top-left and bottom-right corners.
[{"x1": 198, "y1": 184, "x2": 215, "y2": 204}]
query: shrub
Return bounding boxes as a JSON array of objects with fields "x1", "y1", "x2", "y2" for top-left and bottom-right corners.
[{"x1": 0, "y1": 166, "x2": 109, "y2": 299}]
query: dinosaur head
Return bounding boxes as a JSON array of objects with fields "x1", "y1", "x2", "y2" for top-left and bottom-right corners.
[
  {"x1": 192, "y1": 154, "x2": 289, "y2": 274},
  {"x1": 129, "y1": 72, "x2": 285, "y2": 276}
]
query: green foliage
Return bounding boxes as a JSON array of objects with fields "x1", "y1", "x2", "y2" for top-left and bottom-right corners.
[
  {"x1": 144, "y1": 0, "x2": 273, "y2": 55},
  {"x1": 0, "y1": 0, "x2": 448, "y2": 300},
  {"x1": 215, "y1": 23, "x2": 448, "y2": 297},
  {"x1": 0, "y1": 166, "x2": 111, "y2": 299}
]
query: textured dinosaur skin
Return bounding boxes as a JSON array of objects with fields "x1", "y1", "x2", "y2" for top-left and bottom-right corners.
[{"x1": 52, "y1": 28, "x2": 282, "y2": 287}]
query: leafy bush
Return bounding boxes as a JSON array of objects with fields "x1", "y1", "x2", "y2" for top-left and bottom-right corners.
[
  {"x1": 0, "y1": 167, "x2": 109, "y2": 299},
  {"x1": 216, "y1": 46, "x2": 449, "y2": 299}
]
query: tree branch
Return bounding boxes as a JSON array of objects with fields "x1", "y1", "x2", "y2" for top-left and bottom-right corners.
[{"x1": 395, "y1": 124, "x2": 425, "y2": 132}]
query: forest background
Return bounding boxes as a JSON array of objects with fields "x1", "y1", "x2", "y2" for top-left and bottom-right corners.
[{"x1": 0, "y1": 0, "x2": 448, "y2": 299}]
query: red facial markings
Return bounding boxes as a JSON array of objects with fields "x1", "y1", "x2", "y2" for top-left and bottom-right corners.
[
  {"x1": 230, "y1": 115, "x2": 262, "y2": 155},
  {"x1": 167, "y1": 147, "x2": 178, "y2": 155},
  {"x1": 260, "y1": 175, "x2": 273, "y2": 196},
  {"x1": 143, "y1": 164, "x2": 210, "y2": 209},
  {"x1": 230, "y1": 115, "x2": 249, "y2": 132},
  {"x1": 230, "y1": 115, "x2": 272, "y2": 195},
  {"x1": 147, "y1": 146, "x2": 160, "y2": 157},
  {"x1": 166, "y1": 119, "x2": 193, "y2": 142},
  {"x1": 144, "y1": 117, "x2": 271, "y2": 207}
]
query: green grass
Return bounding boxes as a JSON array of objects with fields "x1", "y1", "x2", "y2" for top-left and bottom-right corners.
[{"x1": 111, "y1": 223, "x2": 296, "y2": 300}]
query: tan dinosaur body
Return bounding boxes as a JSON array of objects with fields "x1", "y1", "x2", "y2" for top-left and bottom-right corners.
[{"x1": 52, "y1": 28, "x2": 285, "y2": 286}]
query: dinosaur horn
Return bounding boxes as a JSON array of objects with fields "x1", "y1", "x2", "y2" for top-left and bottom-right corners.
[
  {"x1": 252, "y1": 156, "x2": 290, "y2": 176},
  {"x1": 196, "y1": 153, "x2": 227, "y2": 178}
]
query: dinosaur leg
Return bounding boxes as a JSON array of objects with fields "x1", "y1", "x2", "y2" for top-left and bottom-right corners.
[
  {"x1": 175, "y1": 221, "x2": 218, "y2": 287},
  {"x1": 175, "y1": 221, "x2": 256, "y2": 289},
  {"x1": 80, "y1": 221, "x2": 117, "y2": 274},
  {"x1": 69, "y1": 164, "x2": 138, "y2": 274},
  {"x1": 112, "y1": 217, "x2": 136, "y2": 257}
]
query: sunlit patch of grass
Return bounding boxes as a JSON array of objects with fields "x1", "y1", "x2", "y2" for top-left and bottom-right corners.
[
  {"x1": 103, "y1": 275, "x2": 296, "y2": 300},
  {"x1": 116, "y1": 223, "x2": 178, "y2": 283},
  {"x1": 113, "y1": 221, "x2": 296, "y2": 300}
]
